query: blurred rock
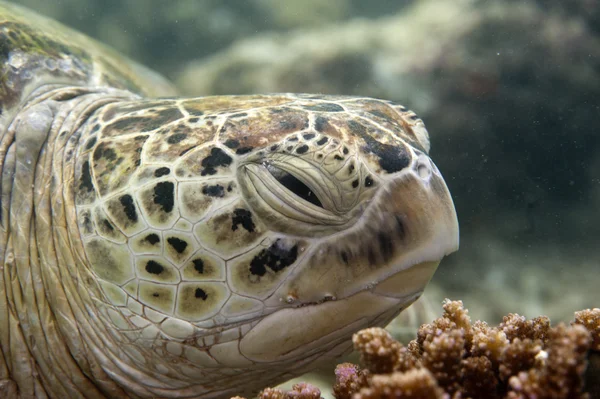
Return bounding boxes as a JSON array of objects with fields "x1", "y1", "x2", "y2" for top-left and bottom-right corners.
[{"x1": 7, "y1": 0, "x2": 412, "y2": 79}]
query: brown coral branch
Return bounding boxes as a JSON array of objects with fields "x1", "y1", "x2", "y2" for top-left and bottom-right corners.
[
  {"x1": 342, "y1": 300, "x2": 595, "y2": 399},
  {"x1": 233, "y1": 301, "x2": 599, "y2": 399}
]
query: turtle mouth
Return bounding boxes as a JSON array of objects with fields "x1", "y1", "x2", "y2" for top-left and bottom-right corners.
[{"x1": 239, "y1": 281, "x2": 424, "y2": 363}]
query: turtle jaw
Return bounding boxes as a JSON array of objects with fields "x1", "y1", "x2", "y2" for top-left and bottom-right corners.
[{"x1": 238, "y1": 278, "x2": 426, "y2": 364}]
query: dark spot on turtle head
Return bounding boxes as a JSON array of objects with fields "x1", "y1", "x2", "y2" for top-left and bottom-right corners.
[
  {"x1": 367, "y1": 109, "x2": 397, "y2": 125},
  {"x1": 296, "y1": 145, "x2": 309, "y2": 154},
  {"x1": 315, "y1": 117, "x2": 330, "y2": 133},
  {"x1": 167, "y1": 133, "x2": 187, "y2": 144},
  {"x1": 146, "y1": 260, "x2": 164, "y2": 275},
  {"x1": 154, "y1": 167, "x2": 170, "y2": 177},
  {"x1": 367, "y1": 247, "x2": 377, "y2": 266},
  {"x1": 200, "y1": 148, "x2": 233, "y2": 176},
  {"x1": 227, "y1": 183, "x2": 233, "y2": 192},
  {"x1": 185, "y1": 107, "x2": 204, "y2": 117},
  {"x1": 179, "y1": 146, "x2": 197, "y2": 156},
  {"x1": 232, "y1": 208, "x2": 256, "y2": 233},
  {"x1": 193, "y1": 259, "x2": 204, "y2": 274},
  {"x1": 286, "y1": 146, "x2": 293, "y2": 151},
  {"x1": 202, "y1": 184, "x2": 225, "y2": 198},
  {"x1": 167, "y1": 237, "x2": 188, "y2": 254},
  {"x1": 219, "y1": 122, "x2": 232, "y2": 134},
  {"x1": 103, "y1": 219, "x2": 114, "y2": 231},
  {"x1": 302, "y1": 103, "x2": 344, "y2": 112},
  {"x1": 377, "y1": 232, "x2": 394, "y2": 262},
  {"x1": 343, "y1": 147, "x2": 349, "y2": 155},
  {"x1": 93, "y1": 145, "x2": 117, "y2": 162},
  {"x1": 270, "y1": 145, "x2": 279, "y2": 151},
  {"x1": 151, "y1": 108, "x2": 184, "y2": 131},
  {"x1": 153, "y1": 181, "x2": 175, "y2": 213},
  {"x1": 279, "y1": 120, "x2": 296, "y2": 130},
  {"x1": 348, "y1": 163, "x2": 355, "y2": 174},
  {"x1": 303, "y1": 133, "x2": 315, "y2": 140},
  {"x1": 189, "y1": 117, "x2": 199, "y2": 123},
  {"x1": 85, "y1": 137, "x2": 97, "y2": 150},
  {"x1": 109, "y1": 116, "x2": 163, "y2": 134},
  {"x1": 376, "y1": 145, "x2": 411, "y2": 173},
  {"x1": 365, "y1": 176, "x2": 374, "y2": 187},
  {"x1": 394, "y1": 216, "x2": 406, "y2": 239},
  {"x1": 348, "y1": 120, "x2": 411, "y2": 173},
  {"x1": 231, "y1": 112, "x2": 248, "y2": 119},
  {"x1": 119, "y1": 194, "x2": 138, "y2": 222},
  {"x1": 334, "y1": 155, "x2": 344, "y2": 161},
  {"x1": 195, "y1": 288, "x2": 208, "y2": 300},
  {"x1": 224, "y1": 139, "x2": 240, "y2": 149},
  {"x1": 152, "y1": 292, "x2": 160, "y2": 297},
  {"x1": 236, "y1": 147, "x2": 253, "y2": 155},
  {"x1": 287, "y1": 136, "x2": 299, "y2": 142},
  {"x1": 249, "y1": 239, "x2": 298, "y2": 276},
  {"x1": 409, "y1": 114, "x2": 419, "y2": 121},
  {"x1": 341, "y1": 251, "x2": 349, "y2": 265},
  {"x1": 90, "y1": 124, "x2": 100, "y2": 133},
  {"x1": 79, "y1": 161, "x2": 94, "y2": 192},
  {"x1": 145, "y1": 233, "x2": 160, "y2": 245},
  {"x1": 316, "y1": 136, "x2": 328, "y2": 145},
  {"x1": 352, "y1": 179, "x2": 359, "y2": 188}
]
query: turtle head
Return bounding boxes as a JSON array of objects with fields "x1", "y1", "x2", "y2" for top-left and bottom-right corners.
[
  {"x1": 232, "y1": 96, "x2": 459, "y2": 363},
  {"x1": 74, "y1": 95, "x2": 457, "y2": 393}
]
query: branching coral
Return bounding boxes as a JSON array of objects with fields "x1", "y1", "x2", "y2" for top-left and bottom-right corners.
[
  {"x1": 341, "y1": 300, "x2": 597, "y2": 399},
  {"x1": 232, "y1": 301, "x2": 600, "y2": 399},
  {"x1": 242, "y1": 383, "x2": 323, "y2": 399},
  {"x1": 574, "y1": 308, "x2": 600, "y2": 351}
]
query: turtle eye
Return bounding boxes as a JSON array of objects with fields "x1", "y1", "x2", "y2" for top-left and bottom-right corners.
[{"x1": 266, "y1": 164, "x2": 324, "y2": 208}]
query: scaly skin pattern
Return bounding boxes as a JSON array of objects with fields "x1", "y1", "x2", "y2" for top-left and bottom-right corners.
[{"x1": 0, "y1": 2, "x2": 459, "y2": 399}]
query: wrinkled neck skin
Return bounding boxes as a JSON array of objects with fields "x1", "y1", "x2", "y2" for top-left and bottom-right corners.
[
  {"x1": 0, "y1": 87, "x2": 455, "y2": 399},
  {"x1": 0, "y1": 85, "x2": 142, "y2": 398}
]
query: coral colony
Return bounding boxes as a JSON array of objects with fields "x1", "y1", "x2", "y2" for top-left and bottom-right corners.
[{"x1": 234, "y1": 301, "x2": 600, "y2": 399}]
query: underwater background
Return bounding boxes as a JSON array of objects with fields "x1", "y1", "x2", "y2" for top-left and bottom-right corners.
[{"x1": 8, "y1": 0, "x2": 599, "y2": 395}]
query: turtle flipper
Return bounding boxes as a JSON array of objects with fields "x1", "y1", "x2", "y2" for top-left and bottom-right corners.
[{"x1": 0, "y1": 1, "x2": 176, "y2": 117}]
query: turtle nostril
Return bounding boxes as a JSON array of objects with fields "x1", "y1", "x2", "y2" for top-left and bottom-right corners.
[
  {"x1": 266, "y1": 164, "x2": 324, "y2": 208},
  {"x1": 416, "y1": 155, "x2": 432, "y2": 180}
]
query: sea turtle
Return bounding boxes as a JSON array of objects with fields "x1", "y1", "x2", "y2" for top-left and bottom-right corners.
[{"x1": 0, "y1": 2, "x2": 459, "y2": 398}]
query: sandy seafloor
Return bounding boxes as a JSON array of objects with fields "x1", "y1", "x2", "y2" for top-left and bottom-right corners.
[{"x1": 7, "y1": 0, "x2": 600, "y2": 396}]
